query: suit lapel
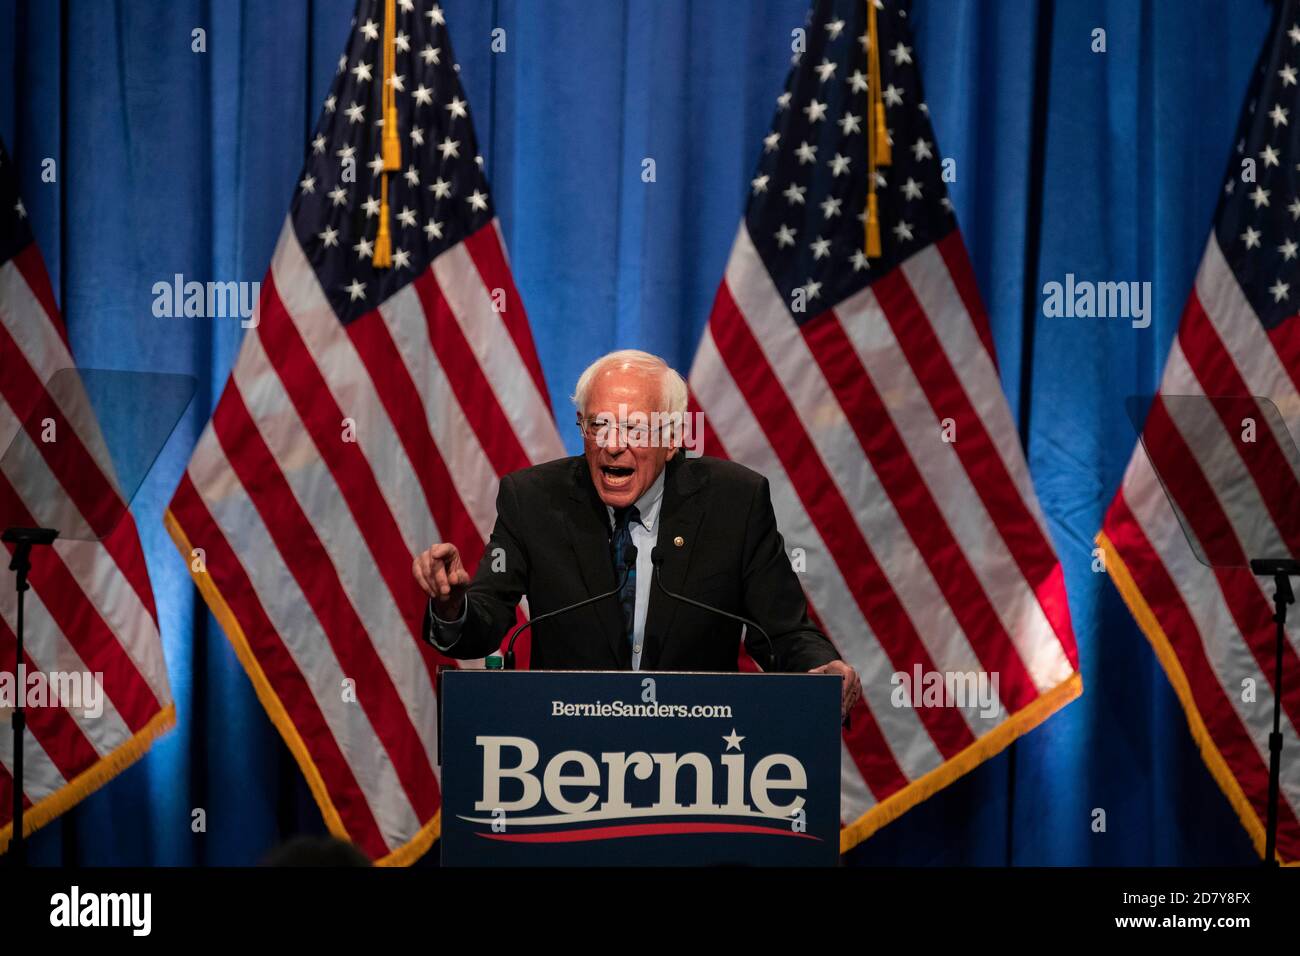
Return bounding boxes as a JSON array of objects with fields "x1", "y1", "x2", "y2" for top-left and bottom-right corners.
[
  {"x1": 641, "y1": 457, "x2": 707, "y2": 670},
  {"x1": 565, "y1": 459, "x2": 631, "y2": 668}
]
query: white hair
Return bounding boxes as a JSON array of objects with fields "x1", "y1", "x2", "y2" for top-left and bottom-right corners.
[{"x1": 571, "y1": 349, "x2": 688, "y2": 416}]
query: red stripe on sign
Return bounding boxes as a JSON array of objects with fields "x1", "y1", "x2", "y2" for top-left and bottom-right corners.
[
  {"x1": 346, "y1": 308, "x2": 486, "y2": 571},
  {"x1": 168, "y1": 472, "x2": 394, "y2": 859},
  {"x1": 208, "y1": 378, "x2": 440, "y2": 822},
  {"x1": 412, "y1": 269, "x2": 533, "y2": 477},
  {"x1": 709, "y1": 283, "x2": 975, "y2": 759},
  {"x1": 0, "y1": 473, "x2": 163, "y2": 733},
  {"x1": 11, "y1": 243, "x2": 68, "y2": 350},
  {"x1": 934, "y1": 231, "x2": 998, "y2": 372},
  {"x1": 1180, "y1": 293, "x2": 1300, "y2": 555},
  {"x1": 0, "y1": 614, "x2": 102, "y2": 784},
  {"x1": 462, "y1": 223, "x2": 551, "y2": 410},
  {"x1": 1104, "y1": 493, "x2": 1300, "y2": 856},
  {"x1": 476, "y1": 821, "x2": 821, "y2": 842},
  {"x1": 870, "y1": 267, "x2": 1079, "y2": 670},
  {"x1": 805, "y1": 308, "x2": 1038, "y2": 713},
  {"x1": 1138, "y1": 398, "x2": 1300, "y2": 735}
]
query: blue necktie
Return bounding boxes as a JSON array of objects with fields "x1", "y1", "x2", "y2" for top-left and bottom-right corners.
[{"x1": 611, "y1": 505, "x2": 640, "y2": 652}]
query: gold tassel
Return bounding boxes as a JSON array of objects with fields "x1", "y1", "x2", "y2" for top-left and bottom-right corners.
[
  {"x1": 381, "y1": 0, "x2": 400, "y2": 171},
  {"x1": 373, "y1": 177, "x2": 393, "y2": 268},
  {"x1": 873, "y1": 102, "x2": 891, "y2": 166},
  {"x1": 865, "y1": 191, "x2": 881, "y2": 258}
]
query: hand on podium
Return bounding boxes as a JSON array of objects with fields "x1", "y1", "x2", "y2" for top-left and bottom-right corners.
[
  {"x1": 809, "y1": 659, "x2": 861, "y2": 720},
  {"x1": 413, "y1": 542, "x2": 471, "y2": 620}
]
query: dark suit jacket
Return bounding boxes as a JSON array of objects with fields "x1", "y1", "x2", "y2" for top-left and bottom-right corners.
[{"x1": 422, "y1": 454, "x2": 839, "y2": 672}]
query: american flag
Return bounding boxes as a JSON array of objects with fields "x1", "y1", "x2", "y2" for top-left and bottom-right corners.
[
  {"x1": 164, "y1": 0, "x2": 563, "y2": 863},
  {"x1": 687, "y1": 0, "x2": 1081, "y2": 851},
  {"x1": 0, "y1": 137, "x2": 174, "y2": 852},
  {"x1": 1099, "y1": 0, "x2": 1300, "y2": 865}
]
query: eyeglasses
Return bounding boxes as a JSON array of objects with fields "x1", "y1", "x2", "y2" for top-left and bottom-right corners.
[{"x1": 576, "y1": 416, "x2": 661, "y2": 448}]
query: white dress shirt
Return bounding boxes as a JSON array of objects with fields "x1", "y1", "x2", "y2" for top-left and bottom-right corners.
[{"x1": 429, "y1": 466, "x2": 667, "y2": 669}]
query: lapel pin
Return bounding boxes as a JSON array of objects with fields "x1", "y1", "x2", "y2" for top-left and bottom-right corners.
[{"x1": 673, "y1": 535, "x2": 685, "y2": 548}]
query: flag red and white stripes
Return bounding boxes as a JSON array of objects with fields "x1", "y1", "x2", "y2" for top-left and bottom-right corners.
[
  {"x1": 0, "y1": 142, "x2": 174, "y2": 853},
  {"x1": 689, "y1": 0, "x2": 1080, "y2": 852},
  {"x1": 1100, "y1": 236, "x2": 1300, "y2": 865},
  {"x1": 165, "y1": 0, "x2": 564, "y2": 863}
]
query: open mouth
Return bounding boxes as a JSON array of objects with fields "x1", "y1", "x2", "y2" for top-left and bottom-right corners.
[{"x1": 600, "y1": 464, "x2": 635, "y2": 486}]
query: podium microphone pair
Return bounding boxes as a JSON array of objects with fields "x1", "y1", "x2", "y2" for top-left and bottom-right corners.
[{"x1": 502, "y1": 544, "x2": 779, "y2": 671}]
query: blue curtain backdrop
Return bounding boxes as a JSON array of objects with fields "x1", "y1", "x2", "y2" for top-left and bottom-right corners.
[{"x1": 0, "y1": 0, "x2": 1275, "y2": 865}]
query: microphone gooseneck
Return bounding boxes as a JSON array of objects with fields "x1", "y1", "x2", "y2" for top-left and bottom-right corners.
[
  {"x1": 649, "y1": 546, "x2": 780, "y2": 671},
  {"x1": 503, "y1": 541, "x2": 637, "y2": 669}
]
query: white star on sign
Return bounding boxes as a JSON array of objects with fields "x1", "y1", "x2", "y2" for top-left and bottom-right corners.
[
  {"x1": 1270, "y1": 103, "x2": 1290, "y2": 127},
  {"x1": 891, "y1": 42, "x2": 912, "y2": 65},
  {"x1": 802, "y1": 279, "x2": 822, "y2": 300},
  {"x1": 437, "y1": 137, "x2": 461, "y2": 159},
  {"x1": 345, "y1": 102, "x2": 366, "y2": 124},
  {"x1": 1289, "y1": 23, "x2": 1300, "y2": 45},
  {"x1": 912, "y1": 138, "x2": 934, "y2": 161},
  {"x1": 1250, "y1": 185, "x2": 1271, "y2": 208},
  {"x1": 351, "y1": 60, "x2": 373, "y2": 83},
  {"x1": 1261, "y1": 144, "x2": 1281, "y2": 167},
  {"x1": 318, "y1": 226, "x2": 339, "y2": 248},
  {"x1": 312, "y1": 134, "x2": 326, "y2": 154},
  {"x1": 387, "y1": 73, "x2": 405, "y2": 92},
  {"x1": 751, "y1": 174, "x2": 769, "y2": 194},
  {"x1": 783, "y1": 183, "x2": 807, "y2": 205},
  {"x1": 847, "y1": 69, "x2": 869, "y2": 93},
  {"x1": 1241, "y1": 225, "x2": 1262, "y2": 249},
  {"x1": 368, "y1": 153, "x2": 385, "y2": 176},
  {"x1": 420, "y1": 44, "x2": 440, "y2": 65},
  {"x1": 429, "y1": 177, "x2": 452, "y2": 199},
  {"x1": 829, "y1": 153, "x2": 851, "y2": 176},
  {"x1": 404, "y1": 165, "x2": 420, "y2": 187},
  {"x1": 392, "y1": 247, "x2": 412, "y2": 270},
  {"x1": 775, "y1": 225, "x2": 797, "y2": 248},
  {"x1": 839, "y1": 112, "x2": 862, "y2": 135},
  {"x1": 1281, "y1": 239, "x2": 1299, "y2": 261},
  {"x1": 424, "y1": 219, "x2": 444, "y2": 241},
  {"x1": 796, "y1": 140, "x2": 818, "y2": 164},
  {"x1": 723, "y1": 728, "x2": 745, "y2": 751},
  {"x1": 446, "y1": 96, "x2": 468, "y2": 120},
  {"x1": 1281, "y1": 64, "x2": 1298, "y2": 87},
  {"x1": 883, "y1": 84, "x2": 904, "y2": 107},
  {"x1": 893, "y1": 220, "x2": 914, "y2": 242},
  {"x1": 776, "y1": 91, "x2": 792, "y2": 110},
  {"x1": 410, "y1": 126, "x2": 425, "y2": 146},
  {"x1": 850, "y1": 249, "x2": 870, "y2": 271},
  {"x1": 413, "y1": 84, "x2": 433, "y2": 106},
  {"x1": 820, "y1": 196, "x2": 842, "y2": 219},
  {"x1": 324, "y1": 94, "x2": 336, "y2": 112},
  {"x1": 353, "y1": 237, "x2": 374, "y2": 260},
  {"x1": 395, "y1": 31, "x2": 410, "y2": 53},
  {"x1": 427, "y1": 3, "x2": 445, "y2": 26},
  {"x1": 360, "y1": 18, "x2": 379, "y2": 41},
  {"x1": 397, "y1": 206, "x2": 418, "y2": 228},
  {"x1": 815, "y1": 59, "x2": 837, "y2": 82},
  {"x1": 467, "y1": 189, "x2": 489, "y2": 211},
  {"x1": 345, "y1": 279, "x2": 366, "y2": 302},
  {"x1": 763, "y1": 131, "x2": 781, "y2": 152},
  {"x1": 299, "y1": 174, "x2": 315, "y2": 194},
  {"x1": 362, "y1": 195, "x2": 380, "y2": 218},
  {"x1": 1290, "y1": 197, "x2": 1300, "y2": 220},
  {"x1": 1270, "y1": 278, "x2": 1290, "y2": 302},
  {"x1": 901, "y1": 177, "x2": 923, "y2": 200},
  {"x1": 328, "y1": 186, "x2": 348, "y2": 207},
  {"x1": 804, "y1": 98, "x2": 829, "y2": 123},
  {"x1": 811, "y1": 236, "x2": 832, "y2": 259},
  {"x1": 825, "y1": 19, "x2": 845, "y2": 40}
]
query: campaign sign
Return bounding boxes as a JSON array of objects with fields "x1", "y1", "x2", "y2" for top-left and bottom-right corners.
[{"x1": 439, "y1": 670, "x2": 841, "y2": 866}]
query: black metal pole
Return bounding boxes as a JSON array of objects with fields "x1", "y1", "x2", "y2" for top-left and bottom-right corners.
[{"x1": 1263, "y1": 571, "x2": 1293, "y2": 866}]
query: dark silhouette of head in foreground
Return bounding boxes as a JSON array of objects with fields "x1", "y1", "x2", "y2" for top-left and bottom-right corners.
[{"x1": 261, "y1": 835, "x2": 372, "y2": 866}]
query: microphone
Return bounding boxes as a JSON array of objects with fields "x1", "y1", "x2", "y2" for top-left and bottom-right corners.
[
  {"x1": 649, "y1": 546, "x2": 780, "y2": 672},
  {"x1": 503, "y1": 541, "x2": 638, "y2": 670}
]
